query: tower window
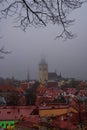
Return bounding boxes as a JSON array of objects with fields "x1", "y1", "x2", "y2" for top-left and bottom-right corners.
[{"x1": 44, "y1": 68, "x2": 47, "y2": 71}]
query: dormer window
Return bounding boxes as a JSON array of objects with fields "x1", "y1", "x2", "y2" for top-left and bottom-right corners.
[{"x1": 7, "y1": 111, "x2": 11, "y2": 114}]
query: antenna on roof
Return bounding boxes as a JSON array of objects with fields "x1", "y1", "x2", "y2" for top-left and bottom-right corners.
[
  {"x1": 60, "y1": 72, "x2": 61, "y2": 77},
  {"x1": 27, "y1": 71, "x2": 30, "y2": 88},
  {"x1": 55, "y1": 69, "x2": 57, "y2": 74}
]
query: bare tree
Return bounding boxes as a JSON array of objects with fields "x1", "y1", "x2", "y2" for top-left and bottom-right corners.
[
  {"x1": 0, "y1": 36, "x2": 11, "y2": 58},
  {"x1": 0, "y1": 46, "x2": 10, "y2": 58},
  {"x1": 0, "y1": 0, "x2": 86, "y2": 40},
  {"x1": 0, "y1": 33, "x2": 11, "y2": 58}
]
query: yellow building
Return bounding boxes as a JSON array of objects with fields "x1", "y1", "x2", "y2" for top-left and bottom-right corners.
[{"x1": 39, "y1": 106, "x2": 77, "y2": 117}]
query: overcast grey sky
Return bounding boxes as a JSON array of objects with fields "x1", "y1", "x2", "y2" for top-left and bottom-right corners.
[{"x1": 0, "y1": 3, "x2": 87, "y2": 80}]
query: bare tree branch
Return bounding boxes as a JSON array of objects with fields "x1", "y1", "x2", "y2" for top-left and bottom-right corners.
[
  {"x1": 0, "y1": 0, "x2": 86, "y2": 39},
  {"x1": 0, "y1": 37, "x2": 11, "y2": 58},
  {"x1": 0, "y1": 46, "x2": 11, "y2": 59}
]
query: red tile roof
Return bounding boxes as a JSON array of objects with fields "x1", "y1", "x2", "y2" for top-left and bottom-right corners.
[
  {"x1": 15, "y1": 115, "x2": 40, "y2": 128},
  {"x1": 58, "y1": 120, "x2": 77, "y2": 130},
  {"x1": 0, "y1": 106, "x2": 36, "y2": 120},
  {"x1": 20, "y1": 83, "x2": 29, "y2": 91},
  {"x1": 0, "y1": 85, "x2": 17, "y2": 92}
]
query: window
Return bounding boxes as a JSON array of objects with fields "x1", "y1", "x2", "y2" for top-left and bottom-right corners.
[{"x1": 7, "y1": 111, "x2": 11, "y2": 114}]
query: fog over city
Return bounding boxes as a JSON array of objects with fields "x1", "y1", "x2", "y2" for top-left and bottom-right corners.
[{"x1": 0, "y1": 3, "x2": 87, "y2": 80}]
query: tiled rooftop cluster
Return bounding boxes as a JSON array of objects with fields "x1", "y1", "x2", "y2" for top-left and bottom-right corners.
[{"x1": 0, "y1": 77, "x2": 87, "y2": 130}]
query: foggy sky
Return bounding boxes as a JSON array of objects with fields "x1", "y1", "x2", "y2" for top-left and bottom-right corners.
[{"x1": 0, "y1": 3, "x2": 87, "y2": 80}]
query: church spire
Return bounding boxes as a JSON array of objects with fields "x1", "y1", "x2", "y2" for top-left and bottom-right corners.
[
  {"x1": 40, "y1": 57, "x2": 47, "y2": 65},
  {"x1": 27, "y1": 71, "x2": 30, "y2": 88}
]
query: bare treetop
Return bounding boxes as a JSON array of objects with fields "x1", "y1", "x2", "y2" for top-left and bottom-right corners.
[{"x1": 0, "y1": 0, "x2": 86, "y2": 39}]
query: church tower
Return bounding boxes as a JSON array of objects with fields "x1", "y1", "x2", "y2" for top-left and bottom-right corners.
[{"x1": 39, "y1": 58, "x2": 48, "y2": 83}]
